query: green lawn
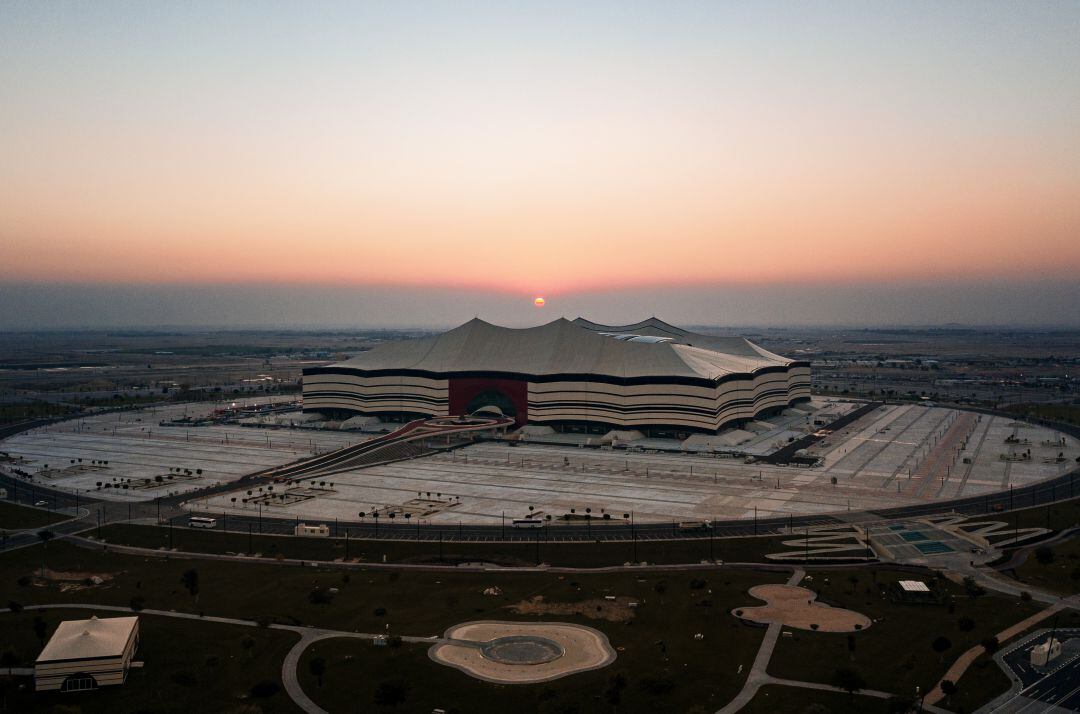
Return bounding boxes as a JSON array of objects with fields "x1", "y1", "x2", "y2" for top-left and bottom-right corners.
[
  {"x1": 1009, "y1": 532, "x2": 1080, "y2": 595},
  {"x1": 743, "y1": 684, "x2": 897, "y2": 713},
  {"x1": 947, "y1": 650, "x2": 1013, "y2": 714},
  {"x1": 0, "y1": 608, "x2": 298, "y2": 713},
  {"x1": 0, "y1": 500, "x2": 69, "y2": 531},
  {"x1": 1005, "y1": 403, "x2": 1080, "y2": 426},
  {"x1": 1, "y1": 540, "x2": 783, "y2": 712},
  {"x1": 97, "y1": 522, "x2": 796, "y2": 567},
  {"x1": 765, "y1": 568, "x2": 1045, "y2": 710},
  {"x1": 296, "y1": 564, "x2": 773, "y2": 714}
]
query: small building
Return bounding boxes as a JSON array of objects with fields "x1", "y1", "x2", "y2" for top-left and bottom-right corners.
[
  {"x1": 35, "y1": 616, "x2": 139, "y2": 692},
  {"x1": 888, "y1": 579, "x2": 944, "y2": 605},
  {"x1": 295, "y1": 523, "x2": 330, "y2": 537},
  {"x1": 1031, "y1": 636, "x2": 1062, "y2": 667}
]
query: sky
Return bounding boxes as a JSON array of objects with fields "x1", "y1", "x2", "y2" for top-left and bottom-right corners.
[{"x1": 1, "y1": 1, "x2": 1078, "y2": 328}]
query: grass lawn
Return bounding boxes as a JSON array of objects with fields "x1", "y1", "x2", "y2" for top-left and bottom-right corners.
[
  {"x1": 1010, "y1": 532, "x2": 1080, "y2": 595},
  {"x1": 1, "y1": 540, "x2": 784, "y2": 712},
  {"x1": 1005, "y1": 403, "x2": 1080, "y2": 426},
  {"x1": 0, "y1": 500, "x2": 69, "y2": 531},
  {"x1": 0, "y1": 607, "x2": 298, "y2": 713},
  {"x1": 296, "y1": 563, "x2": 772, "y2": 714},
  {"x1": 946, "y1": 650, "x2": 1012, "y2": 714},
  {"x1": 97, "y1": 522, "x2": 795, "y2": 567},
  {"x1": 765, "y1": 568, "x2": 1044, "y2": 710},
  {"x1": 743, "y1": 684, "x2": 896, "y2": 713},
  {"x1": 976, "y1": 494, "x2": 1080, "y2": 535}
]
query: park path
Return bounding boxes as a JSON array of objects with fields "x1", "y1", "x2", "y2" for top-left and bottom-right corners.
[
  {"x1": 923, "y1": 603, "x2": 1065, "y2": 707},
  {"x1": 0, "y1": 602, "x2": 437, "y2": 714},
  {"x1": 715, "y1": 567, "x2": 951, "y2": 714},
  {"x1": 715, "y1": 568, "x2": 805, "y2": 714}
]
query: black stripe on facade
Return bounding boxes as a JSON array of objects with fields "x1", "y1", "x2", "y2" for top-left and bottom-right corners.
[{"x1": 303, "y1": 364, "x2": 808, "y2": 389}]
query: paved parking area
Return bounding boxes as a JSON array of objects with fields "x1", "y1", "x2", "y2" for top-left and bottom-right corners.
[
  {"x1": 3, "y1": 401, "x2": 1076, "y2": 524},
  {"x1": 990, "y1": 628, "x2": 1080, "y2": 713}
]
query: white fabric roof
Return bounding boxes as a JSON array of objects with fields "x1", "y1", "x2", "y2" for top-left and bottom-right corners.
[
  {"x1": 37, "y1": 616, "x2": 137, "y2": 662},
  {"x1": 332, "y1": 318, "x2": 794, "y2": 380},
  {"x1": 898, "y1": 580, "x2": 930, "y2": 592}
]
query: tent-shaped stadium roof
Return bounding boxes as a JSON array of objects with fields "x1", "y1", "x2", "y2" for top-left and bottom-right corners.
[{"x1": 331, "y1": 318, "x2": 795, "y2": 381}]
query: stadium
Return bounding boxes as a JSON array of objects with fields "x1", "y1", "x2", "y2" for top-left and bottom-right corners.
[{"x1": 301, "y1": 317, "x2": 812, "y2": 435}]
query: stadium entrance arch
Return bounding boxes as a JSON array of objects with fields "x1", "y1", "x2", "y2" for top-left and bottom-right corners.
[{"x1": 449, "y1": 378, "x2": 528, "y2": 427}]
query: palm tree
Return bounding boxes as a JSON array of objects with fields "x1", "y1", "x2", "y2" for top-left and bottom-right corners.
[
  {"x1": 37, "y1": 530, "x2": 55, "y2": 578},
  {"x1": 181, "y1": 568, "x2": 200, "y2": 605}
]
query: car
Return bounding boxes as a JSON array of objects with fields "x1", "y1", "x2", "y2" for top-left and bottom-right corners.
[{"x1": 34, "y1": 500, "x2": 48, "y2": 507}]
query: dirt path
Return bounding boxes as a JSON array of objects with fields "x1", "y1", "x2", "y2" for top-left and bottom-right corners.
[{"x1": 923, "y1": 603, "x2": 1065, "y2": 707}]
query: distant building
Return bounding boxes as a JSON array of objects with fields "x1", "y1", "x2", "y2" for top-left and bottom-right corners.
[
  {"x1": 303, "y1": 318, "x2": 810, "y2": 435},
  {"x1": 35, "y1": 615, "x2": 139, "y2": 692},
  {"x1": 295, "y1": 523, "x2": 330, "y2": 537},
  {"x1": 1031, "y1": 636, "x2": 1062, "y2": 667}
]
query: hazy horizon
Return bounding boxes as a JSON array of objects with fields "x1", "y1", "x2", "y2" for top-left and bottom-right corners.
[{"x1": 1, "y1": 278, "x2": 1077, "y2": 330}]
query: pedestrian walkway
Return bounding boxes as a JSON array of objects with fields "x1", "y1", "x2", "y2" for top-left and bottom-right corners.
[{"x1": 924, "y1": 603, "x2": 1064, "y2": 707}]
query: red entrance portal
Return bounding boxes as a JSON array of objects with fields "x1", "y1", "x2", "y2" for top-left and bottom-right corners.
[{"x1": 448, "y1": 378, "x2": 528, "y2": 427}]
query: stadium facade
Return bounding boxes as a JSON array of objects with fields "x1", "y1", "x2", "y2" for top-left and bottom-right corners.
[{"x1": 302, "y1": 318, "x2": 810, "y2": 435}]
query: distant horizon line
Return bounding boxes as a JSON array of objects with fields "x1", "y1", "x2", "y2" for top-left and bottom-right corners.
[{"x1": 3, "y1": 321, "x2": 1080, "y2": 333}]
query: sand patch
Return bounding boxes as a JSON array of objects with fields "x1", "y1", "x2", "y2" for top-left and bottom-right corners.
[
  {"x1": 506, "y1": 595, "x2": 636, "y2": 622},
  {"x1": 429, "y1": 621, "x2": 616, "y2": 684},
  {"x1": 733, "y1": 584, "x2": 870, "y2": 633}
]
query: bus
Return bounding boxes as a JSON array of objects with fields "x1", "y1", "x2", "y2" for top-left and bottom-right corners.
[
  {"x1": 188, "y1": 516, "x2": 217, "y2": 529},
  {"x1": 511, "y1": 518, "x2": 544, "y2": 529}
]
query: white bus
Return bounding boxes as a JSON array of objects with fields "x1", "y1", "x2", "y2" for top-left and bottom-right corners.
[
  {"x1": 188, "y1": 516, "x2": 217, "y2": 529},
  {"x1": 511, "y1": 518, "x2": 544, "y2": 529}
]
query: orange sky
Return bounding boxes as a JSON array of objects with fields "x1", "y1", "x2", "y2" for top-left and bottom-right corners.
[{"x1": 2, "y1": 2, "x2": 1079, "y2": 299}]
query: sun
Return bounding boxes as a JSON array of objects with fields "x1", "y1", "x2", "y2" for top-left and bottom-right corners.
[{"x1": 534, "y1": 297, "x2": 545, "y2": 307}]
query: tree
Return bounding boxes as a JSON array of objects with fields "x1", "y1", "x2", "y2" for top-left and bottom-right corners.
[
  {"x1": 940, "y1": 679, "x2": 958, "y2": 704},
  {"x1": 847, "y1": 633, "x2": 857, "y2": 661},
  {"x1": 181, "y1": 568, "x2": 200, "y2": 604},
  {"x1": 1035, "y1": 546, "x2": 1055, "y2": 565},
  {"x1": 982, "y1": 636, "x2": 1000, "y2": 654},
  {"x1": 957, "y1": 616, "x2": 975, "y2": 632},
  {"x1": 604, "y1": 672, "x2": 628, "y2": 705},
  {"x1": 831, "y1": 667, "x2": 866, "y2": 696},
  {"x1": 309, "y1": 655, "x2": 326, "y2": 687},
  {"x1": 373, "y1": 679, "x2": 408, "y2": 707},
  {"x1": 932, "y1": 636, "x2": 952, "y2": 662},
  {"x1": 962, "y1": 576, "x2": 985, "y2": 599},
  {"x1": 37, "y1": 530, "x2": 55, "y2": 578},
  {"x1": 242, "y1": 635, "x2": 256, "y2": 657},
  {"x1": 33, "y1": 615, "x2": 47, "y2": 645}
]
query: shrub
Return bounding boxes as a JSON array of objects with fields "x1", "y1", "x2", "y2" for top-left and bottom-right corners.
[
  {"x1": 308, "y1": 588, "x2": 333, "y2": 605},
  {"x1": 250, "y1": 680, "x2": 280, "y2": 697},
  {"x1": 639, "y1": 675, "x2": 675, "y2": 695},
  {"x1": 170, "y1": 670, "x2": 196, "y2": 687},
  {"x1": 373, "y1": 679, "x2": 408, "y2": 707}
]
